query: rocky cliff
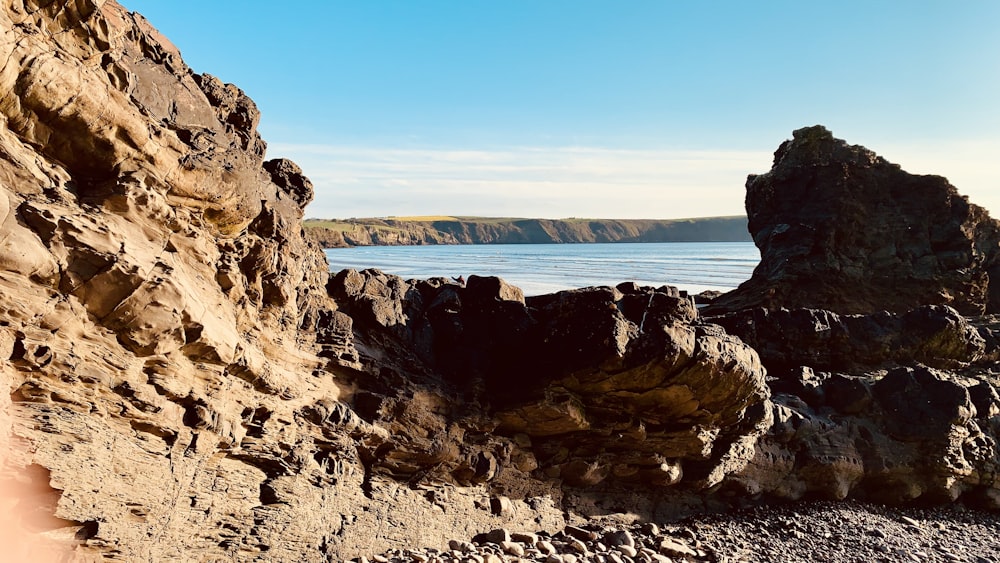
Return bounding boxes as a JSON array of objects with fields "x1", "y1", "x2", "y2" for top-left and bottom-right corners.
[
  {"x1": 2, "y1": 4, "x2": 1000, "y2": 562},
  {"x1": 306, "y1": 216, "x2": 752, "y2": 248}
]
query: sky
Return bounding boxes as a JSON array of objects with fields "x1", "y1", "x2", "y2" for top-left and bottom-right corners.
[{"x1": 119, "y1": 1, "x2": 1000, "y2": 219}]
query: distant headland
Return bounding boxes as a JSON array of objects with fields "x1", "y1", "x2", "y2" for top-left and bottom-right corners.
[{"x1": 304, "y1": 215, "x2": 751, "y2": 247}]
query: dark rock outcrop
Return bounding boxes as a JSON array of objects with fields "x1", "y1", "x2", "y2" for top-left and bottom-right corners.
[
  {"x1": 711, "y1": 305, "x2": 993, "y2": 375},
  {"x1": 729, "y1": 365, "x2": 1000, "y2": 506},
  {"x1": 328, "y1": 270, "x2": 771, "y2": 490},
  {"x1": 706, "y1": 125, "x2": 1000, "y2": 316}
]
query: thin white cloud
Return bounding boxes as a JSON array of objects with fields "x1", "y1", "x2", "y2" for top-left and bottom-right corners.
[
  {"x1": 270, "y1": 141, "x2": 999, "y2": 220},
  {"x1": 271, "y1": 143, "x2": 769, "y2": 219}
]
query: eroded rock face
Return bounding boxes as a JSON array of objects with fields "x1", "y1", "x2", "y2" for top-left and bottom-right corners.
[
  {"x1": 0, "y1": 2, "x2": 399, "y2": 560},
  {"x1": 711, "y1": 305, "x2": 993, "y2": 375},
  {"x1": 706, "y1": 125, "x2": 1000, "y2": 316},
  {"x1": 728, "y1": 365, "x2": 1000, "y2": 507},
  {"x1": 329, "y1": 271, "x2": 771, "y2": 491}
]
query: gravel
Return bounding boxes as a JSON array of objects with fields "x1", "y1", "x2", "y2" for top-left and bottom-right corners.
[{"x1": 355, "y1": 501, "x2": 1000, "y2": 563}]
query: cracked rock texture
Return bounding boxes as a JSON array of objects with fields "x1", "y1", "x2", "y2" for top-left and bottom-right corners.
[
  {"x1": 706, "y1": 125, "x2": 1000, "y2": 316},
  {"x1": 2, "y1": 3, "x2": 1000, "y2": 563}
]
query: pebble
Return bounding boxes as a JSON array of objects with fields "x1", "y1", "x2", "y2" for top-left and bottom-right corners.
[
  {"x1": 511, "y1": 531, "x2": 539, "y2": 544},
  {"x1": 537, "y1": 540, "x2": 557, "y2": 555},
  {"x1": 604, "y1": 530, "x2": 636, "y2": 548},
  {"x1": 615, "y1": 544, "x2": 638, "y2": 557},
  {"x1": 658, "y1": 537, "x2": 697, "y2": 558},
  {"x1": 499, "y1": 541, "x2": 524, "y2": 557},
  {"x1": 357, "y1": 501, "x2": 1000, "y2": 563},
  {"x1": 568, "y1": 537, "x2": 589, "y2": 554}
]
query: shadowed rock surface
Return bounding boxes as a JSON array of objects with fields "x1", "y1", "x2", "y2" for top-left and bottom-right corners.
[
  {"x1": 329, "y1": 272, "x2": 770, "y2": 492},
  {"x1": 2, "y1": 3, "x2": 1000, "y2": 562},
  {"x1": 706, "y1": 125, "x2": 1000, "y2": 316}
]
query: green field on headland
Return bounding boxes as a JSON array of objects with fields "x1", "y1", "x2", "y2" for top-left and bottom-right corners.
[{"x1": 304, "y1": 215, "x2": 751, "y2": 247}]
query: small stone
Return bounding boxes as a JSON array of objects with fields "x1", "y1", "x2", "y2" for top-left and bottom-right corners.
[
  {"x1": 537, "y1": 540, "x2": 557, "y2": 555},
  {"x1": 565, "y1": 525, "x2": 597, "y2": 542},
  {"x1": 604, "y1": 530, "x2": 636, "y2": 548},
  {"x1": 409, "y1": 553, "x2": 429, "y2": 563},
  {"x1": 658, "y1": 538, "x2": 697, "y2": 558},
  {"x1": 568, "y1": 538, "x2": 589, "y2": 554},
  {"x1": 483, "y1": 555, "x2": 503, "y2": 563},
  {"x1": 447, "y1": 540, "x2": 475, "y2": 554},
  {"x1": 475, "y1": 529, "x2": 511, "y2": 545},
  {"x1": 512, "y1": 532, "x2": 539, "y2": 545},
  {"x1": 500, "y1": 541, "x2": 525, "y2": 557},
  {"x1": 639, "y1": 523, "x2": 660, "y2": 536},
  {"x1": 901, "y1": 516, "x2": 921, "y2": 527},
  {"x1": 490, "y1": 496, "x2": 514, "y2": 517},
  {"x1": 616, "y1": 545, "x2": 638, "y2": 558},
  {"x1": 563, "y1": 554, "x2": 579, "y2": 563},
  {"x1": 546, "y1": 554, "x2": 564, "y2": 563}
]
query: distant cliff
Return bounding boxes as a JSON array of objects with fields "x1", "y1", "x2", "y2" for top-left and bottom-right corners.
[{"x1": 305, "y1": 215, "x2": 751, "y2": 247}]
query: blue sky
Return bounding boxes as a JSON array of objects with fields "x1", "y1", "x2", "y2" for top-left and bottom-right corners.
[{"x1": 120, "y1": 1, "x2": 1000, "y2": 219}]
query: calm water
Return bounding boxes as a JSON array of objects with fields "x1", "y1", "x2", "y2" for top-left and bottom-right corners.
[{"x1": 324, "y1": 242, "x2": 758, "y2": 297}]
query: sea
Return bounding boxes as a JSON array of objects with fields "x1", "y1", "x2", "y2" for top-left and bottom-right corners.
[{"x1": 324, "y1": 242, "x2": 759, "y2": 297}]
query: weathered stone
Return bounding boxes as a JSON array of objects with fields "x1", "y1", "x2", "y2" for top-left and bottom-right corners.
[
  {"x1": 711, "y1": 305, "x2": 987, "y2": 374},
  {"x1": 473, "y1": 528, "x2": 511, "y2": 545},
  {"x1": 658, "y1": 537, "x2": 698, "y2": 558},
  {"x1": 500, "y1": 541, "x2": 525, "y2": 556},
  {"x1": 603, "y1": 530, "x2": 636, "y2": 548},
  {"x1": 512, "y1": 532, "x2": 540, "y2": 545},
  {"x1": 537, "y1": 540, "x2": 557, "y2": 555},
  {"x1": 707, "y1": 125, "x2": 1000, "y2": 316}
]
